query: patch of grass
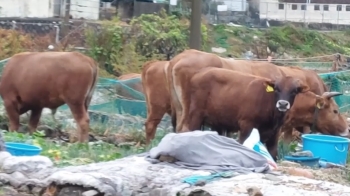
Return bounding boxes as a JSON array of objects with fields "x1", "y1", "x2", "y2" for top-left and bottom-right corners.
[
  {"x1": 2, "y1": 129, "x2": 167, "y2": 167},
  {"x1": 212, "y1": 24, "x2": 350, "y2": 58},
  {"x1": 277, "y1": 140, "x2": 298, "y2": 160}
]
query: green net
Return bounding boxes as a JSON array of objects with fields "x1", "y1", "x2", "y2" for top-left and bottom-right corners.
[{"x1": 319, "y1": 70, "x2": 350, "y2": 113}]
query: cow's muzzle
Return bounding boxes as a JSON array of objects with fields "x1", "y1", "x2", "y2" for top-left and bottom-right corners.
[{"x1": 276, "y1": 100, "x2": 290, "y2": 112}]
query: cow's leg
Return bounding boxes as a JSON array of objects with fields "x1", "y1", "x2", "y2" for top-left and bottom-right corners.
[
  {"x1": 68, "y1": 103, "x2": 90, "y2": 143},
  {"x1": 186, "y1": 93, "x2": 205, "y2": 131},
  {"x1": 4, "y1": 100, "x2": 20, "y2": 132},
  {"x1": 28, "y1": 108, "x2": 43, "y2": 134},
  {"x1": 170, "y1": 108, "x2": 177, "y2": 132},
  {"x1": 145, "y1": 106, "x2": 167, "y2": 145},
  {"x1": 51, "y1": 108, "x2": 58, "y2": 125},
  {"x1": 187, "y1": 110, "x2": 204, "y2": 131},
  {"x1": 265, "y1": 129, "x2": 281, "y2": 160},
  {"x1": 281, "y1": 126, "x2": 294, "y2": 144},
  {"x1": 302, "y1": 126, "x2": 311, "y2": 134},
  {"x1": 238, "y1": 123, "x2": 254, "y2": 144}
]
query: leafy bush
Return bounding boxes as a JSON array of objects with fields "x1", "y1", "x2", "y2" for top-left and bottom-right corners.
[
  {"x1": 0, "y1": 29, "x2": 52, "y2": 60},
  {"x1": 85, "y1": 9, "x2": 208, "y2": 77}
]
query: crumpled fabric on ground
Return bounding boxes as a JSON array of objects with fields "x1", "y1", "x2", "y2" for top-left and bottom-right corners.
[{"x1": 145, "y1": 131, "x2": 270, "y2": 173}]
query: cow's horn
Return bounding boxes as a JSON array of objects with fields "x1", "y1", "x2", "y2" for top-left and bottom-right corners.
[{"x1": 322, "y1": 91, "x2": 343, "y2": 98}]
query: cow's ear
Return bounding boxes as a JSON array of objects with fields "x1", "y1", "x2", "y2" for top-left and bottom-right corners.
[
  {"x1": 297, "y1": 84, "x2": 309, "y2": 93},
  {"x1": 263, "y1": 80, "x2": 276, "y2": 91},
  {"x1": 315, "y1": 96, "x2": 325, "y2": 109}
]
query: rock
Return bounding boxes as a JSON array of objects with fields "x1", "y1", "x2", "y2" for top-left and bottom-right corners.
[
  {"x1": 0, "y1": 151, "x2": 12, "y2": 167},
  {"x1": 31, "y1": 187, "x2": 44, "y2": 196},
  {"x1": 287, "y1": 168, "x2": 314, "y2": 179},
  {"x1": 58, "y1": 186, "x2": 85, "y2": 196},
  {"x1": 1, "y1": 186, "x2": 18, "y2": 195},
  {"x1": 263, "y1": 174, "x2": 282, "y2": 182},
  {"x1": 158, "y1": 155, "x2": 178, "y2": 163},
  {"x1": 82, "y1": 189, "x2": 100, "y2": 196},
  {"x1": 18, "y1": 185, "x2": 30, "y2": 193},
  {"x1": 247, "y1": 186, "x2": 263, "y2": 196},
  {"x1": 279, "y1": 160, "x2": 301, "y2": 167},
  {"x1": 188, "y1": 189, "x2": 212, "y2": 196},
  {"x1": 2, "y1": 155, "x2": 53, "y2": 173},
  {"x1": 194, "y1": 180, "x2": 206, "y2": 186},
  {"x1": 290, "y1": 150, "x2": 313, "y2": 157},
  {"x1": 211, "y1": 47, "x2": 227, "y2": 54}
]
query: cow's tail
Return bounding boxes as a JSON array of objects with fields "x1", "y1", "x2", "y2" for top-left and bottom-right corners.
[
  {"x1": 85, "y1": 62, "x2": 99, "y2": 111},
  {"x1": 164, "y1": 61, "x2": 178, "y2": 131}
]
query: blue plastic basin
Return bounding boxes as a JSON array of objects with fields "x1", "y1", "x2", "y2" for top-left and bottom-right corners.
[
  {"x1": 5, "y1": 142, "x2": 42, "y2": 156},
  {"x1": 302, "y1": 134, "x2": 350, "y2": 165}
]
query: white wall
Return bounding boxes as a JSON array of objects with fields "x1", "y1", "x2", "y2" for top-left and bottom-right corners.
[
  {"x1": 260, "y1": 2, "x2": 350, "y2": 25},
  {"x1": 0, "y1": 0, "x2": 100, "y2": 20},
  {"x1": 222, "y1": 0, "x2": 247, "y2": 12},
  {"x1": 0, "y1": 0, "x2": 55, "y2": 18},
  {"x1": 61, "y1": 0, "x2": 100, "y2": 20}
]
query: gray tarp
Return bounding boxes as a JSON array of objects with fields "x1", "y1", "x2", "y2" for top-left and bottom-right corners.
[{"x1": 145, "y1": 131, "x2": 270, "y2": 173}]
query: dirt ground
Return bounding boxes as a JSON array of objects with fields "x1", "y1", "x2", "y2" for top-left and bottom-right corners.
[{"x1": 278, "y1": 161, "x2": 350, "y2": 186}]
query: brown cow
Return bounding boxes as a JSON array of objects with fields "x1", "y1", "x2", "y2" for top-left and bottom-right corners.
[
  {"x1": 282, "y1": 91, "x2": 349, "y2": 137},
  {"x1": 184, "y1": 67, "x2": 348, "y2": 159},
  {"x1": 116, "y1": 73, "x2": 144, "y2": 100},
  {"x1": 0, "y1": 52, "x2": 99, "y2": 142},
  {"x1": 166, "y1": 49, "x2": 347, "y2": 138},
  {"x1": 166, "y1": 50, "x2": 302, "y2": 132},
  {"x1": 141, "y1": 61, "x2": 171, "y2": 144},
  {"x1": 277, "y1": 66, "x2": 329, "y2": 143}
]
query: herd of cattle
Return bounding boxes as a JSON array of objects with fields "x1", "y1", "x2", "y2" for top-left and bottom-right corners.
[
  {"x1": 141, "y1": 49, "x2": 349, "y2": 160},
  {"x1": 0, "y1": 50, "x2": 348, "y2": 160}
]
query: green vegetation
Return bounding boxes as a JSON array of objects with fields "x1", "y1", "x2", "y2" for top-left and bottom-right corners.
[
  {"x1": 1, "y1": 11, "x2": 350, "y2": 78},
  {"x1": 85, "y1": 9, "x2": 208, "y2": 77},
  {"x1": 211, "y1": 24, "x2": 350, "y2": 58},
  {"x1": 3, "y1": 128, "x2": 168, "y2": 167}
]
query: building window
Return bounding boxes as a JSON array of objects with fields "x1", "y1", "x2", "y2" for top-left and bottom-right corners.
[
  {"x1": 346, "y1": 5, "x2": 350, "y2": 11},
  {"x1": 314, "y1": 5, "x2": 320, "y2": 11},
  {"x1": 292, "y1": 4, "x2": 297, "y2": 10},
  {"x1": 301, "y1": 4, "x2": 307, "y2": 10},
  {"x1": 337, "y1": 5, "x2": 342, "y2": 11},
  {"x1": 323, "y1": 5, "x2": 329, "y2": 11},
  {"x1": 279, "y1": 3, "x2": 284, "y2": 10}
]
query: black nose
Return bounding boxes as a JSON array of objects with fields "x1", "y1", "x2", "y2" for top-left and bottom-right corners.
[{"x1": 280, "y1": 102, "x2": 288, "y2": 106}]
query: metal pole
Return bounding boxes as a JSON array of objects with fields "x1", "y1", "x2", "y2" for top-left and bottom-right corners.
[
  {"x1": 62, "y1": 0, "x2": 71, "y2": 36},
  {"x1": 189, "y1": 0, "x2": 202, "y2": 50}
]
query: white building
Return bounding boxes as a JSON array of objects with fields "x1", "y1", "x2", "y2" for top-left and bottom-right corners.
[
  {"x1": 259, "y1": 0, "x2": 350, "y2": 25},
  {"x1": 0, "y1": 0, "x2": 100, "y2": 20}
]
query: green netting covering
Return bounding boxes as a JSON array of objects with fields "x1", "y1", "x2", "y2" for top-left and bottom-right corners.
[
  {"x1": 319, "y1": 70, "x2": 350, "y2": 112},
  {"x1": 0, "y1": 57, "x2": 350, "y2": 122}
]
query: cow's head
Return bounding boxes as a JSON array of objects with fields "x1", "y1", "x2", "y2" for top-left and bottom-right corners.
[
  {"x1": 285, "y1": 91, "x2": 349, "y2": 137},
  {"x1": 264, "y1": 76, "x2": 309, "y2": 112}
]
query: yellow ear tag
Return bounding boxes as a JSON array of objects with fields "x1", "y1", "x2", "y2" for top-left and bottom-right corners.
[
  {"x1": 316, "y1": 102, "x2": 321, "y2": 109},
  {"x1": 266, "y1": 85, "x2": 274, "y2": 92}
]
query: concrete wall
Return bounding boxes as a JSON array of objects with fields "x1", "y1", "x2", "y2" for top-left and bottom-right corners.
[
  {"x1": 0, "y1": 0, "x2": 55, "y2": 18},
  {"x1": 0, "y1": 0, "x2": 100, "y2": 20},
  {"x1": 260, "y1": 1, "x2": 350, "y2": 25},
  {"x1": 61, "y1": 0, "x2": 100, "y2": 20}
]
